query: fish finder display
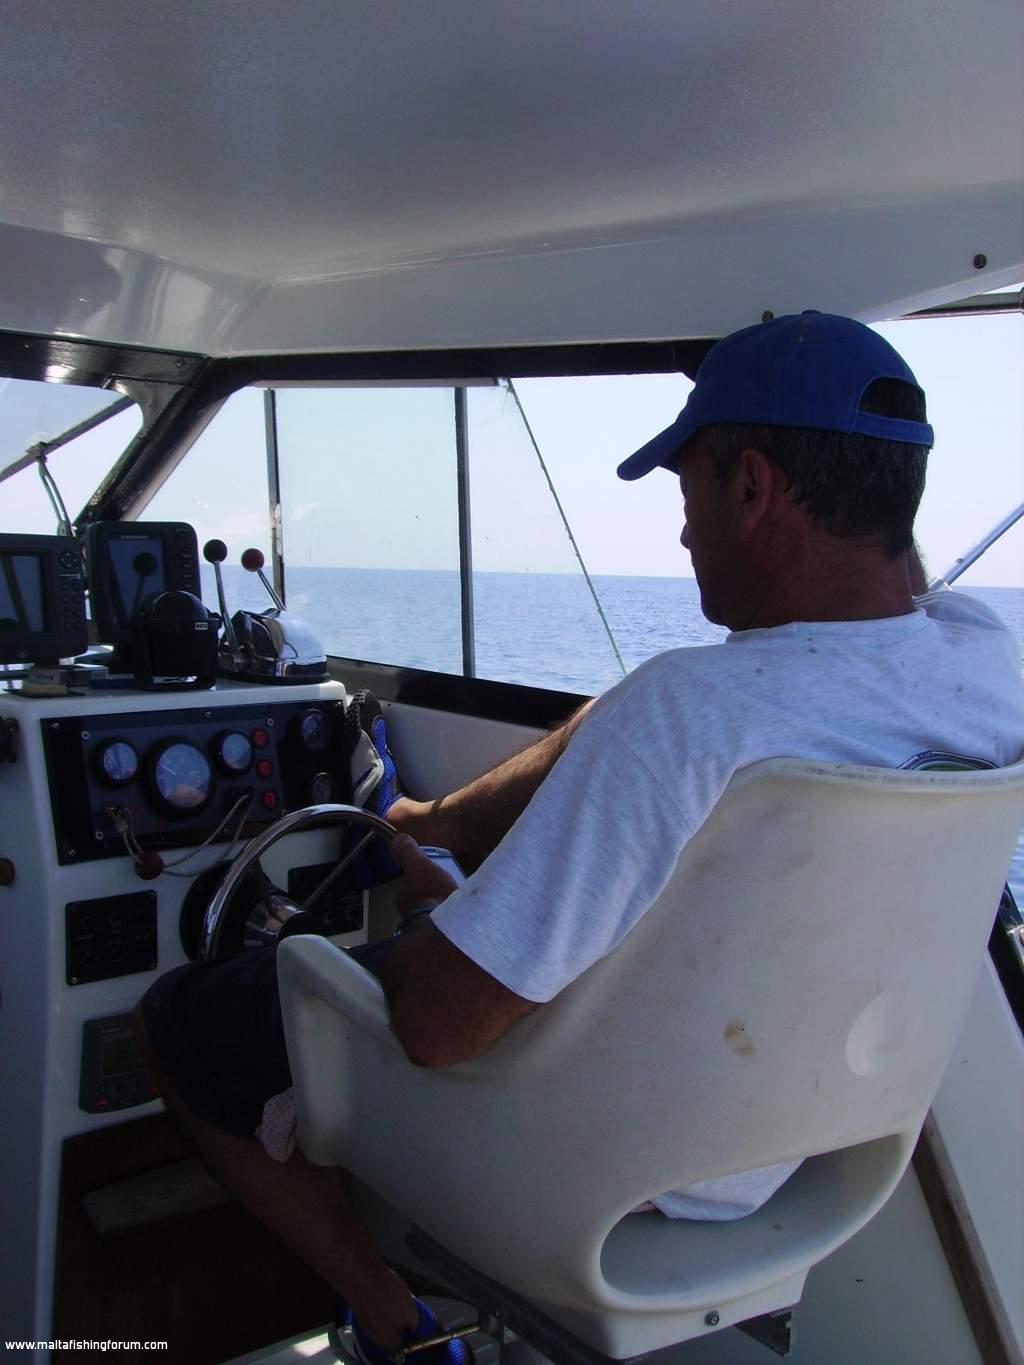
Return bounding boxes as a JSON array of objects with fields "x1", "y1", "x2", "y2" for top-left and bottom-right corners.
[
  {"x1": 0, "y1": 552, "x2": 47, "y2": 634},
  {"x1": 106, "y1": 537, "x2": 166, "y2": 628},
  {"x1": 84, "y1": 521, "x2": 201, "y2": 651},
  {"x1": 0, "y1": 533, "x2": 87, "y2": 664}
]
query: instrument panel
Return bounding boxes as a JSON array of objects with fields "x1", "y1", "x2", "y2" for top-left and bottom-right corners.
[{"x1": 43, "y1": 698, "x2": 352, "y2": 864}]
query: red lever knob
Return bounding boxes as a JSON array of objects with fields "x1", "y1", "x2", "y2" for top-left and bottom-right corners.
[{"x1": 135, "y1": 851, "x2": 164, "y2": 881}]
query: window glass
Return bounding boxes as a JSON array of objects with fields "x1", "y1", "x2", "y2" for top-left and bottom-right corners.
[
  {"x1": 0, "y1": 379, "x2": 141, "y2": 535},
  {"x1": 0, "y1": 376, "x2": 121, "y2": 452},
  {"x1": 274, "y1": 387, "x2": 461, "y2": 672},
  {"x1": 963, "y1": 517, "x2": 1024, "y2": 667},
  {"x1": 481, "y1": 319, "x2": 1024, "y2": 696},
  {"x1": 468, "y1": 382, "x2": 626, "y2": 693},
  {"x1": 469, "y1": 374, "x2": 725, "y2": 694},
  {"x1": 142, "y1": 389, "x2": 272, "y2": 617},
  {"x1": 872, "y1": 314, "x2": 1024, "y2": 680},
  {"x1": 122, "y1": 312, "x2": 1023, "y2": 702},
  {"x1": 873, "y1": 315, "x2": 1023, "y2": 595}
]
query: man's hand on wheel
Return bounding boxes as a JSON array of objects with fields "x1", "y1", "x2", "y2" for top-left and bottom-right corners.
[{"x1": 390, "y1": 833, "x2": 458, "y2": 917}]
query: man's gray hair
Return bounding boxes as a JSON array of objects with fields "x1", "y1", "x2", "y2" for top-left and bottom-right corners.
[{"x1": 701, "y1": 378, "x2": 930, "y2": 559}]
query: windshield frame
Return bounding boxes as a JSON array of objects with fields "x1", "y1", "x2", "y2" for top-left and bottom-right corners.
[{"x1": 0, "y1": 328, "x2": 207, "y2": 526}]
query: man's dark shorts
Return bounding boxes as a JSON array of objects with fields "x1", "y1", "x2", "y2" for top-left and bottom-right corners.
[{"x1": 138, "y1": 939, "x2": 394, "y2": 1140}]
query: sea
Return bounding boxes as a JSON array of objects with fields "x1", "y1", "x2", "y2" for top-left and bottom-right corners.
[
  {"x1": 212, "y1": 566, "x2": 1024, "y2": 902},
  {"x1": 219, "y1": 566, "x2": 1024, "y2": 693}
]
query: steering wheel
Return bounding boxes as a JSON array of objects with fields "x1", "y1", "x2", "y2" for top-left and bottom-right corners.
[{"x1": 197, "y1": 803, "x2": 396, "y2": 961}]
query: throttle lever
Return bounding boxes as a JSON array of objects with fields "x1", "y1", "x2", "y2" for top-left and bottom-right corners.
[
  {"x1": 203, "y1": 539, "x2": 239, "y2": 649},
  {"x1": 240, "y1": 547, "x2": 285, "y2": 612}
]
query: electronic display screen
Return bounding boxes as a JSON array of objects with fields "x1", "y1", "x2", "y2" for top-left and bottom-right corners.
[
  {"x1": 101, "y1": 1032, "x2": 144, "y2": 1077},
  {"x1": 0, "y1": 552, "x2": 47, "y2": 634},
  {"x1": 106, "y1": 537, "x2": 166, "y2": 627}
]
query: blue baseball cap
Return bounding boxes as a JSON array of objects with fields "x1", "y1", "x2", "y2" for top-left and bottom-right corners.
[{"x1": 617, "y1": 311, "x2": 934, "y2": 480}]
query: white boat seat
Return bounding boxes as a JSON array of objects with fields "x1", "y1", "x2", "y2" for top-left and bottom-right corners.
[{"x1": 278, "y1": 756, "x2": 1024, "y2": 1358}]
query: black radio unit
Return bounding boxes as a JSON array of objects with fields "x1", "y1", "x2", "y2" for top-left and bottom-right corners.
[{"x1": 0, "y1": 532, "x2": 88, "y2": 664}]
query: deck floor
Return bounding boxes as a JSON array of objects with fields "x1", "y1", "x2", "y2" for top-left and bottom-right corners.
[{"x1": 54, "y1": 1114, "x2": 335, "y2": 1364}]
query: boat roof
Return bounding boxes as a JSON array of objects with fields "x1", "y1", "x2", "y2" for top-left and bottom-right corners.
[{"x1": 1, "y1": 0, "x2": 1021, "y2": 358}]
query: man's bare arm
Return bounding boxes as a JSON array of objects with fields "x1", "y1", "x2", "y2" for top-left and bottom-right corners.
[
  {"x1": 379, "y1": 921, "x2": 536, "y2": 1068},
  {"x1": 379, "y1": 833, "x2": 534, "y2": 1067},
  {"x1": 388, "y1": 697, "x2": 596, "y2": 868},
  {"x1": 377, "y1": 701, "x2": 595, "y2": 1063}
]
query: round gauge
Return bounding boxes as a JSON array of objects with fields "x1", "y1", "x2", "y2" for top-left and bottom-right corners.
[
  {"x1": 215, "y1": 730, "x2": 253, "y2": 774},
  {"x1": 308, "y1": 772, "x2": 337, "y2": 804},
  {"x1": 150, "y1": 741, "x2": 214, "y2": 815},
  {"x1": 97, "y1": 740, "x2": 139, "y2": 786},
  {"x1": 299, "y1": 707, "x2": 331, "y2": 752}
]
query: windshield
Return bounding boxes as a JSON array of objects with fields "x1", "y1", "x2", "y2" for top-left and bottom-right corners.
[{"x1": 0, "y1": 378, "x2": 142, "y2": 535}]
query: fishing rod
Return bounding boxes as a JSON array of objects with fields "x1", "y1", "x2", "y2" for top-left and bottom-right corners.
[{"x1": 930, "y1": 501, "x2": 1024, "y2": 589}]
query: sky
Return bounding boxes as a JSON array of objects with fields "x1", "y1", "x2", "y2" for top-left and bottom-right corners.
[
  {"x1": 506, "y1": 314, "x2": 1024, "y2": 587},
  {"x1": 1, "y1": 312, "x2": 1022, "y2": 590}
]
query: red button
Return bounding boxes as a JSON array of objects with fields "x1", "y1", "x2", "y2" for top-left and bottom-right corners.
[
  {"x1": 256, "y1": 759, "x2": 273, "y2": 779},
  {"x1": 252, "y1": 728, "x2": 269, "y2": 749},
  {"x1": 260, "y1": 790, "x2": 278, "y2": 811}
]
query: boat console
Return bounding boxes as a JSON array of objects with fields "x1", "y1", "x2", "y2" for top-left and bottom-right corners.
[
  {"x1": 0, "y1": 676, "x2": 368, "y2": 1344},
  {"x1": 0, "y1": 525, "x2": 366, "y2": 1348}
]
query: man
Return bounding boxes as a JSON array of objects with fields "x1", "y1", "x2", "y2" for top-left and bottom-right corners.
[{"x1": 136, "y1": 311, "x2": 1024, "y2": 1363}]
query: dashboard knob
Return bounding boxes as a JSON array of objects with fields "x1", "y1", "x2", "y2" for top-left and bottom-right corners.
[{"x1": 134, "y1": 851, "x2": 164, "y2": 881}]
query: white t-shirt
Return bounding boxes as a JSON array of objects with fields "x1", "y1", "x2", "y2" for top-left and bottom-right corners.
[{"x1": 433, "y1": 590, "x2": 1024, "y2": 1219}]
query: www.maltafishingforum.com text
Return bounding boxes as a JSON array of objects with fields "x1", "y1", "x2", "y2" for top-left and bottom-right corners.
[{"x1": 5, "y1": 1342, "x2": 168, "y2": 1353}]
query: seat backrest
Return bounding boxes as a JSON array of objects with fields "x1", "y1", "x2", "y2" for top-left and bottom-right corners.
[
  {"x1": 431, "y1": 757, "x2": 1024, "y2": 1212},
  {"x1": 284, "y1": 756, "x2": 1024, "y2": 1306}
]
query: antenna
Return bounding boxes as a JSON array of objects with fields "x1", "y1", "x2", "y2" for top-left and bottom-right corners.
[{"x1": 36, "y1": 455, "x2": 74, "y2": 537}]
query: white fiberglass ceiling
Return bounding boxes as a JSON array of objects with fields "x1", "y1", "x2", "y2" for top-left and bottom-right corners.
[{"x1": 1, "y1": 0, "x2": 1021, "y2": 355}]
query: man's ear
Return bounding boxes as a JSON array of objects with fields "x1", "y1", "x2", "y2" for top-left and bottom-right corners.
[{"x1": 733, "y1": 446, "x2": 787, "y2": 534}]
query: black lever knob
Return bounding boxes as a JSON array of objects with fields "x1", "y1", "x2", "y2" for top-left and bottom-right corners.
[
  {"x1": 132, "y1": 552, "x2": 158, "y2": 575},
  {"x1": 203, "y1": 539, "x2": 237, "y2": 649}
]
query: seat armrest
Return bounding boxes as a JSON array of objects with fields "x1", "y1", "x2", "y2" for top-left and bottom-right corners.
[
  {"x1": 278, "y1": 934, "x2": 412, "y2": 1165},
  {"x1": 278, "y1": 934, "x2": 399, "y2": 1049}
]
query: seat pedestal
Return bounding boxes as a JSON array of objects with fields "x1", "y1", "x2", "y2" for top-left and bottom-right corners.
[{"x1": 406, "y1": 1227, "x2": 794, "y2": 1362}]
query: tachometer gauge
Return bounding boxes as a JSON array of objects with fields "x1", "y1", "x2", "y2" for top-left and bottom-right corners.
[
  {"x1": 149, "y1": 741, "x2": 214, "y2": 815},
  {"x1": 96, "y1": 740, "x2": 139, "y2": 787},
  {"x1": 298, "y1": 707, "x2": 331, "y2": 752},
  {"x1": 215, "y1": 730, "x2": 253, "y2": 774}
]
